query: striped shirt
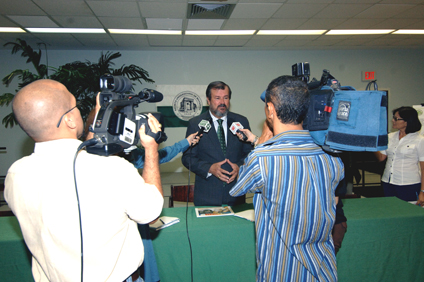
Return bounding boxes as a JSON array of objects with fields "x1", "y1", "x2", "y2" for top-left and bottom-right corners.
[{"x1": 230, "y1": 130, "x2": 344, "y2": 282}]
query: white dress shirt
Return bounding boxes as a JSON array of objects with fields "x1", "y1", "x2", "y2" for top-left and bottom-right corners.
[
  {"x1": 381, "y1": 131, "x2": 424, "y2": 185},
  {"x1": 5, "y1": 139, "x2": 163, "y2": 282}
]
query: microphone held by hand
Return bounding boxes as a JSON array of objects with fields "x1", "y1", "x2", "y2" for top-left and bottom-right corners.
[
  {"x1": 230, "y1": 122, "x2": 247, "y2": 141},
  {"x1": 197, "y1": 119, "x2": 212, "y2": 137}
]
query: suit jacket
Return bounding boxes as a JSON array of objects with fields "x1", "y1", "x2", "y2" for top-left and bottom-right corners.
[{"x1": 182, "y1": 111, "x2": 253, "y2": 206}]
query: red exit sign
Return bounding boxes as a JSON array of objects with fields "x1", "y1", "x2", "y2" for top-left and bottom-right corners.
[{"x1": 362, "y1": 71, "x2": 376, "y2": 81}]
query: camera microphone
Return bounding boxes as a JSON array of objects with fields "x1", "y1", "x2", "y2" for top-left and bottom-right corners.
[
  {"x1": 230, "y1": 122, "x2": 247, "y2": 141},
  {"x1": 138, "y1": 89, "x2": 163, "y2": 103}
]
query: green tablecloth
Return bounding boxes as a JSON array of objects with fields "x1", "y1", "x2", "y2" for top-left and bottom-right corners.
[
  {"x1": 150, "y1": 204, "x2": 256, "y2": 282},
  {"x1": 0, "y1": 216, "x2": 33, "y2": 282},
  {"x1": 2, "y1": 197, "x2": 424, "y2": 282},
  {"x1": 337, "y1": 197, "x2": 424, "y2": 282}
]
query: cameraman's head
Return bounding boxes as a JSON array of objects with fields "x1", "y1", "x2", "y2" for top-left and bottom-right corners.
[
  {"x1": 13, "y1": 79, "x2": 84, "y2": 142},
  {"x1": 265, "y1": 75, "x2": 309, "y2": 125}
]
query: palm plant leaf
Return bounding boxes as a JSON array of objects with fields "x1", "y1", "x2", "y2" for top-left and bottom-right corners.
[{"x1": 1, "y1": 39, "x2": 154, "y2": 128}]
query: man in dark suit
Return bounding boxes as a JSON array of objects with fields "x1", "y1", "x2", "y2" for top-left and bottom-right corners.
[{"x1": 182, "y1": 81, "x2": 253, "y2": 206}]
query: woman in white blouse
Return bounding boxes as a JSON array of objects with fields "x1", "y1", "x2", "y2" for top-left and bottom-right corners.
[{"x1": 375, "y1": 106, "x2": 424, "y2": 204}]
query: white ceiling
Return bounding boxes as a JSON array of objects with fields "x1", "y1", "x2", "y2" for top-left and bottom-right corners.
[{"x1": 1, "y1": 0, "x2": 424, "y2": 51}]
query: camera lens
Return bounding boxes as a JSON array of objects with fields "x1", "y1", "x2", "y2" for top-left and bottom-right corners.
[{"x1": 99, "y1": 75, "x2": 132, "y2": 93}]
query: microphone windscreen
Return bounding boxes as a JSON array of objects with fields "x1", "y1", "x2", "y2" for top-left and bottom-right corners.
[
  {"x1": 198, "y1": 119, "x2": 212, "y2": 133},
  {"x1": 230, "y1": 122, "x2": 244, "y2": 135}
]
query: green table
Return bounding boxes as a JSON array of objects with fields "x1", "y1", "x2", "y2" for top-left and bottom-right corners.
[
  {"x1": 150, "y1": 204, "x2": 256, "y2": 282},
  {"x1": 2, "y1": 197, "x2": 424, "y2": 282},
  {"x1": 0, "y1": 216, "x2": 33, "y2": 282},
  {"x1": 337, "y1": 197, "x2": 424, "y2": 282}
]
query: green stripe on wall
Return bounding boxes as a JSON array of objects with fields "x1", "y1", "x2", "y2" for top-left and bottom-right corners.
[{"x1": 157, "y1": 106, "x2": 208, "y2": 128}]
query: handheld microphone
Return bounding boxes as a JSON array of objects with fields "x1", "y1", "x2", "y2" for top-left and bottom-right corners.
[
  {"x1": 230, "y1": 122, "x2": 247, "y2": 141},
  {"x1": 197, "y1": 119, "x2": 212, "y2": 136},
  {"x1": 138, "y1": 88, "x2": 163, "y2": 103}
]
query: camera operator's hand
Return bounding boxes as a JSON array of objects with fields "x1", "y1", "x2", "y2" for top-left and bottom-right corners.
[
  {"x1": 139, "y1": 113, "x2": 161, "y2": 150},
  {"x1": 139, "y1": 113, "x2": 163, "y2": 197},
  {"x1": 84, "y1": 92, "x2": 101, "y2": 141}
]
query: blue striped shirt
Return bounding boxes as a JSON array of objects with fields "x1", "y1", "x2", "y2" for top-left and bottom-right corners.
[{"x1": 230, "y1": 130, "x2": 344, "y2": 282}]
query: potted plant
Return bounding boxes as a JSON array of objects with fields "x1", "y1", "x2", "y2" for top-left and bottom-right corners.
[{"x1": 0, "y1": 38, "x2": 154, "y2": 128}]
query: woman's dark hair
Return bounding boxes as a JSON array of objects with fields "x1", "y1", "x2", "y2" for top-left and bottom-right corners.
[{"x1": 393, "y1": 106, "x2": 422, "y2": 134}]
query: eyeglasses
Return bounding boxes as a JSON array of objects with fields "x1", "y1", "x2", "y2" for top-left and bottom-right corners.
[
  {"x1": 392, "y1": 116, "x2": 404, "y2": 121},
  {"x1": 56, "y1": 102, "x2": 81, "y2": 128}
]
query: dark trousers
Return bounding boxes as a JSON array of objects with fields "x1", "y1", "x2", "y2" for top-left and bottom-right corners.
[{"x1": 382, "y1": 182, "x2": 421, "y2": 202}]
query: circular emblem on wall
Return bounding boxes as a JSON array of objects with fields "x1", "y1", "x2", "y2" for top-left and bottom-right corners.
[{"x1": 173, "y1": 91, "x2": 204, "y2": 121}]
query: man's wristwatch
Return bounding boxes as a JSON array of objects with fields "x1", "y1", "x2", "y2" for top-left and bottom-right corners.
[{"x1": 252, "y1": 136, "x2": 259, "y2": 147}]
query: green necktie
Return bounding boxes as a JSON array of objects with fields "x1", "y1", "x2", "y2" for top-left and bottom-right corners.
[{"x1": 217, "y1": 119, "x2": 226, "y2": 155}]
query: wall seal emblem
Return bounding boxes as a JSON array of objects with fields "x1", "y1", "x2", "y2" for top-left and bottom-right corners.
[{"x1": 173, "y1": 91, "x2": 204, "y2": 121}]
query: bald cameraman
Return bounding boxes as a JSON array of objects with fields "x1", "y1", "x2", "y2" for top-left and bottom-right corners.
[{"x1": 5, "y1": 79, "x2": 163, "y2": 282}]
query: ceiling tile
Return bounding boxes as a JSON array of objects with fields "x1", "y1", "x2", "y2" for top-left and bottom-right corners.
[
  {"x1": 354, "y1": 4, "x2": 416, "y2": 18},
  {"x1": 260, "y1": 19, "x2": 308, "y2": 29},
  {"x1": 87, "y1": 1, "x2": 140, "y2": 17},
  {"x1": 0, "y1": 0, "x2": 45, "y2": 15},
  {"x1": 138, "y1": 2, "x2": 187, "y2": 18},
  {"x1": 223, "y1": 19, "x2": 267, "y2": 30},
  {"x1": 335, "y1": 18, "x2": 384, "y2": 29},
  {"x1": 214, "y1": 38, "x2": 249, "y2": 47},
  {"x1": 286, "y1": 0, "x2": 333, "y2": 3},
  {"x1": 273, "y1": 3, "x2": 328, "y2": 18},
  {"x1": 0, "y1": 15, "x2": 19, "y2": 26},
  {"x1": 146, "y1": 18, "x2": 182, "y2": 29},
  {"x1": 230, "y1": 3, "x2": 283, "y2": 19},
  {"x1": 52, "y1": 16, "x2": 103, "y2": 28},
  {"x1": 33, "y1": 0, "x2": 93, "y2": 16},
  {"x1": 403, "y1": 19, "x2": 424, "y2": 28},
  {"x1": 392, "y1": 4, "x2": 424, "y2": 18},
  {"x1": 8, "y1": 16, "x2": 59, "y2": 28},
  {"x1": 98, "y1": 17, "x2": 145, "y2": 29},
  {"x1": 313, "y1": 4, "x2": 373, "y2": 18},
  {"x1": 298, "y1": 18, "x2": 346, "y2": 29},
  {"x1": 332, "y1": 0, "x2": 381, "y2": 4},
  {"x1": 186, "y1": 19, "x2": 224, "y2": 30},
  {"x1": 371, "y1": 18, "x2": 422, "y2": 29}
]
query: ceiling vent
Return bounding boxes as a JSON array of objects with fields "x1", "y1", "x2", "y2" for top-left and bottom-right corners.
[{"x1": 187, "y1": 3, "x2": 236, "y2": 19}]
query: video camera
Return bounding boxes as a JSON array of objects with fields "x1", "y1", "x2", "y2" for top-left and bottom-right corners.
[
  {"x1": 291, "y1": 62, "x2": 387, "y2": 152},
  {"x1": 86, "y1": 74, "x2": 167, "y2": 156},
  {"x1": 292, "y1": 62, "x2": 340, "y2": 91}
]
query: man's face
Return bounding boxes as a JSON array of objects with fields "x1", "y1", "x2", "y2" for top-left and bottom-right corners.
[{"x1": 207, "y1": 87, "x2": 230, "y2": 118}]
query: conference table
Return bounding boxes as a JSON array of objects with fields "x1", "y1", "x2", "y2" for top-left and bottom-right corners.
[{"x1": 2, "y1": 197, "x2": 424, "y2": 282}]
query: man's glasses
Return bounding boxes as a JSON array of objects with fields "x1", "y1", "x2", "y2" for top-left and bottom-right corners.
[
  {"x1": 392, "y1": 116, "x2": 404, "y2": 121},
  {"x1": 56, "y1": 102, "x2": 81, "y2": 128}
]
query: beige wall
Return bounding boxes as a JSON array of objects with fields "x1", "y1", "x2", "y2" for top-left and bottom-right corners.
[{"x1": 1, "y1": 48, "x2": 424, "y2": 175}]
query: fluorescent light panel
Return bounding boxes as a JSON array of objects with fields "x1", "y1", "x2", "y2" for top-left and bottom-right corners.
[
  {"x1": 393, "y1": 29, "x2": 424, "y2": 34},
  {"x1": 27, "y1": 28, "x2": 105, "y2": 33},
  {"x1": 326, "y1": 29, "x2": 394, "y2": 35},
  {"x1": 257, "y1": 30, "x2": 326, "y2": 35},
  {"x1": 109, "y1": 29, "x2": 181, "y2": 35},
  {"x1": 186, "y1": 30, "x2": 255, "y2": 35},
  {"x1": 0, "y1": 27, "x2": 26, "y2": 32}
]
